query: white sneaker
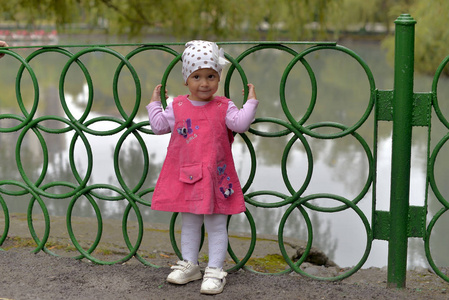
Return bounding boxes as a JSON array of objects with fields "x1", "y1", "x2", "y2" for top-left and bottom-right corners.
[
  {"x1": 166, "y1": 260, "x2": 202, "y2": 284},
  {"x1": 200, "y1": 267, "x2": 227, "y2": 295}
]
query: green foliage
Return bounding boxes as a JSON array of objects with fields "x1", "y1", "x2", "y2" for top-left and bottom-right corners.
[
  {"x1": 326, "y1": 0, "x2": 392, "y2": 35},
  {"x1": 0, "y1": 0, "x2": 333, "y2": 40},
  {"x1": 0, "y1": 0, "x2": 79, "y2": 26},
  {"x1": 2, "y1": 0, "x2": 449, "y2": 75},
  {"x1": 411, "y1": 0, "x2": 449, "y2": 75},
  {"x1": 381, "y1": 0, "x2": 449, "y2": 75}
]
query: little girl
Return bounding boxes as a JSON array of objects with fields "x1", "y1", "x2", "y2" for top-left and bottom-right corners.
[{"x1": 146, "y1": 40, "x2": 258, "y2": 295}]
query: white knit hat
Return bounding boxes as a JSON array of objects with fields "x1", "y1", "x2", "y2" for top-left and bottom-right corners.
[{"x1": 181, "y1": 40, "x2": 229, "y2": 83}]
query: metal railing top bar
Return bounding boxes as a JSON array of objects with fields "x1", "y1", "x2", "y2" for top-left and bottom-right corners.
[{"x1": 1, "y1": 41, "x2": 338, "y2": 50}]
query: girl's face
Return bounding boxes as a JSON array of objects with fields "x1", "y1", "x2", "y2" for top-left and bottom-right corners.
[{"x1": 185, "y1": 68, "x2": 220, "y2": 102}]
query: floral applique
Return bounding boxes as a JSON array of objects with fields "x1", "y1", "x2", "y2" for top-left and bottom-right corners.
[
  {"x1": 177, "y1": 118, "x2": 199, "y2": 144},
  {"x1": 220, "y1": 183, "x2": 234, "y2": 198},
  {"x1": 177, "y1": 118, "x2": 193, "y2": 138}
]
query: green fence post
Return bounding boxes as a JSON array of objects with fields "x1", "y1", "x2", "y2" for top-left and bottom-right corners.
[{"x1": 388, "y1": 13, "x2": 417, "y2": 289}]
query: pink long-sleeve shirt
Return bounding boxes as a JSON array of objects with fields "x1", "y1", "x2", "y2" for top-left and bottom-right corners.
[{"x1": 146, "y1": 97, "x2": 259, "y2": 134}]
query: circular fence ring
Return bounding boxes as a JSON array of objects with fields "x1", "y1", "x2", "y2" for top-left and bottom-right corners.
[
  {"x1": 115, "y1": 45, "x2": 179, "y2": 133},
  {"x1": 67, "y1": 116, "x2": 155, "y2": 202},
  {"x1": 244, "y1": 191, "x2": 290, "y2": 209},
  {"x1": 26, "y1": 186, "x2": 51, "y2": 253},
  {"x1": 0, "y1": 51, "x2": 39, "y2": 133},
  {"x1": 0, "y1": 179, "x2": 32, "y2": 197},
  {"x1": 16, "y1": 115, "x2": 93, "y2": 199},
  {"x1": 126, "y1": 45, "x2": 179, "y2": 135},
  {"x1": 0, "y1": 114, "x2": 26, "y2": 136},
  {"x1": 69, "y1": 116, "x2": 130, "y2": 201},
  {"x1": 424, "y1": 207, "x2": 449, "y2": 282},
  {"x1": 278, "y1": 201, "x2": 313, "y2": 274},
  {"x1": 16, "y1": 47, "x2": 93, "y2": 133},
  {"x1": 1, "y1": 116, "x2": 47, "y2": 197},
  {"x1": 160, "y1": 52, "x2": 183, "y2": 109},
  {"x1": 132, "y1": 189, "x2": 159, "y2": 266},
  {"x1": 224, "y1": 44, "x2": 306, "y2": 137},
  {"x1": 16, "y1": 117, "x2": 48, "y2": 193},
  {"x1": 26, "y1": 181, "x2": 92, "y2": 259},
  {"x1": 114, "y1": 121, "x2": 150, "y2": 203},
  {"x1": 226, "y1": 208, "x2": 257, "y2": 273},
  {"x1": 135, "y1": 187, "x2": 154, "y2": 207},
  {"x1": 0, "y1": 48, "x2": 12, "y2": 57},
  {"x1": 298, "y1": 122, "x2": 374, "y2": 212},
  {"x1": 431, "y1": 54, "x2": 449, "y2": 129},
  {"x1": 281, "y1": 195, "x2": 373, "y2": 280},
  {"x1": 121, "y1": 202, "x2": 146, "y2": 264},
  {"x1": 428, "y1": 132, "x2": 449, "y2": 209},
  {"x1": 224, "y1": 43, "x2": 299, "y2": 85},
  {"x1": 281, "y1": 45, "x2": 376, "y2": 139},
  {"x1": 66, "y1": 186, "x2": 103, "y2": 260},
  {"x1": 123, "y1": 202, "x2": 160, "y2": 268},
  {"x1": 237, "y1": 132, "x2": 257, "y2": 194},
  {"x1": 22, "y1": 181, "x2": 97, "y2": 260},
  {"x1": 0, "y1": 195, "x2": 10, "y2": 248},
  {"x1": 66, "y1": 184, "x2": 143, "y2": 264},
  {"x1": 244, "y1": 118, "x2": 312, "y2": 208},
  {"x1": 281, "y1": 121, "x2": 314, "y2": 200},
  {"x1": 222, "y1": 52, "x2": 249, "y2": 101},
  {"x1": 59, "y1": 47, "x2": 141, "y2": 136},
  {"x1": 0, "y1": 181, "x2": 48, "y2": 252}
]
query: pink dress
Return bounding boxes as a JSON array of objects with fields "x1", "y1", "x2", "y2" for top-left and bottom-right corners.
[{"x1": 149, "y1": 95, "x2": 254, "y2": 215}]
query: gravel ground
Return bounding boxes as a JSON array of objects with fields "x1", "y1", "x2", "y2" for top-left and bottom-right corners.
[
  {"x1": 0, "y1": 247, "x2": 448, "y2": 300},
  {"x1": 0, "y1": 215, "x2": 448, "y2": 299}
]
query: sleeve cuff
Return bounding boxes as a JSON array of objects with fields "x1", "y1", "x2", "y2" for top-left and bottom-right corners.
[{"x1": 146, "y1": 101, "x2": 162, "y2": 110}]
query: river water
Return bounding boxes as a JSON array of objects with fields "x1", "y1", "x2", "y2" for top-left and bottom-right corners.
[{"x1": 1, "y1": 35, "x2": 448, "y2": 270}]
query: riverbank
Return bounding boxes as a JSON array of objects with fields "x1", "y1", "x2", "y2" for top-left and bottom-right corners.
[
  {"x1": 0, "y1": 214, "x2": 448, "y2": 299},
  {"x1": 0, "y1": 246, "x2": 448, "y2": 300}
]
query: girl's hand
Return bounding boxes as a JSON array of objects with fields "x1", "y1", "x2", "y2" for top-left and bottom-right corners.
[
  {"x1": 0, "y1": 40, "x2": 8, "y2": 59},
  {"x1": 243, "y1": 83, "x2": 256, "y2": 100},
  {"x1": 150, "y1": 84, "x2": 168, "y2": 104}
]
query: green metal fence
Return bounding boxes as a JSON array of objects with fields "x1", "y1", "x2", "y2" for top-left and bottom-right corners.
[{"x1": 0, "y1": 14, "x2": 448, "y2": 288}]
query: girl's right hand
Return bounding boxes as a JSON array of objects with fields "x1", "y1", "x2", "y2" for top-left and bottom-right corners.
[{"x1": 150, "y1": 84, "x2": 168, "y2": 104}]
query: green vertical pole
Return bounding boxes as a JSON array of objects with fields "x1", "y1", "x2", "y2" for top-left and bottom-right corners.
[{"x1": 388, "y1": 14, "x2": 416, "y2": 289}]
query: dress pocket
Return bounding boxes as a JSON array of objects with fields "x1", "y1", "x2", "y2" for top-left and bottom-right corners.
[{"x1": 179, "y1": 163, "x2": 203, "y2": 200}]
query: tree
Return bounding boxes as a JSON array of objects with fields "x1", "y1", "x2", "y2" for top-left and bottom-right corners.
[
  {"x1": 380, "y1": 0, "x2": 449, "y2": 75},
  {"x1": 409, "y1": 0, "x2": 449, "y2": 75},
  {"x1": 0, "y1": 0, "x2": 333, "y2": 40},
  {"x1": 2, "y1": 0, "x2": 449, "y2": 75},
  {"x1": 325, "y1": 0, "x2": 390, "y2": 36}
]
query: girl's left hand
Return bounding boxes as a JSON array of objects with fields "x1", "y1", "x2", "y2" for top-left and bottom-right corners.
[
  {"x1": 243, "y1": 83, "x2": 256, "y2": 100},
  {"x1": 0, "y1": 40, "x2": 8, "y2": 59}
]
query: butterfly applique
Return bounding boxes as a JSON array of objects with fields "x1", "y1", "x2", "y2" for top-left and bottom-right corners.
[
  {"x1": 220, "y1": 183, "x2": 234, "y2": 198},
  {"x1": 217, "y1": 164, "x2": 227, "y2": 176},
  {"x1": 177, "y1": 118, "x2": 193, "y2": 138},
  {"x1": 217, "y1": 164, "x2": 229, "y2": 185}
]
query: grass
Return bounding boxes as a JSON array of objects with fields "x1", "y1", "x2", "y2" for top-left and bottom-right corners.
[{"x1": 245, "y1": 254, "x2": 289, "y2": 273}]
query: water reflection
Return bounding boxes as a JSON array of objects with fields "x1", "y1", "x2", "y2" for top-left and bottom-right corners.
[{"x1": 1, "y1": 38, "x2": 448, "y2": 269}]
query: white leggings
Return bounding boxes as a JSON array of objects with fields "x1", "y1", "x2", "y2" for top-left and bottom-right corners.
[{"x1": 181, "y1": 213, "x2": 228, "y2": 268}]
